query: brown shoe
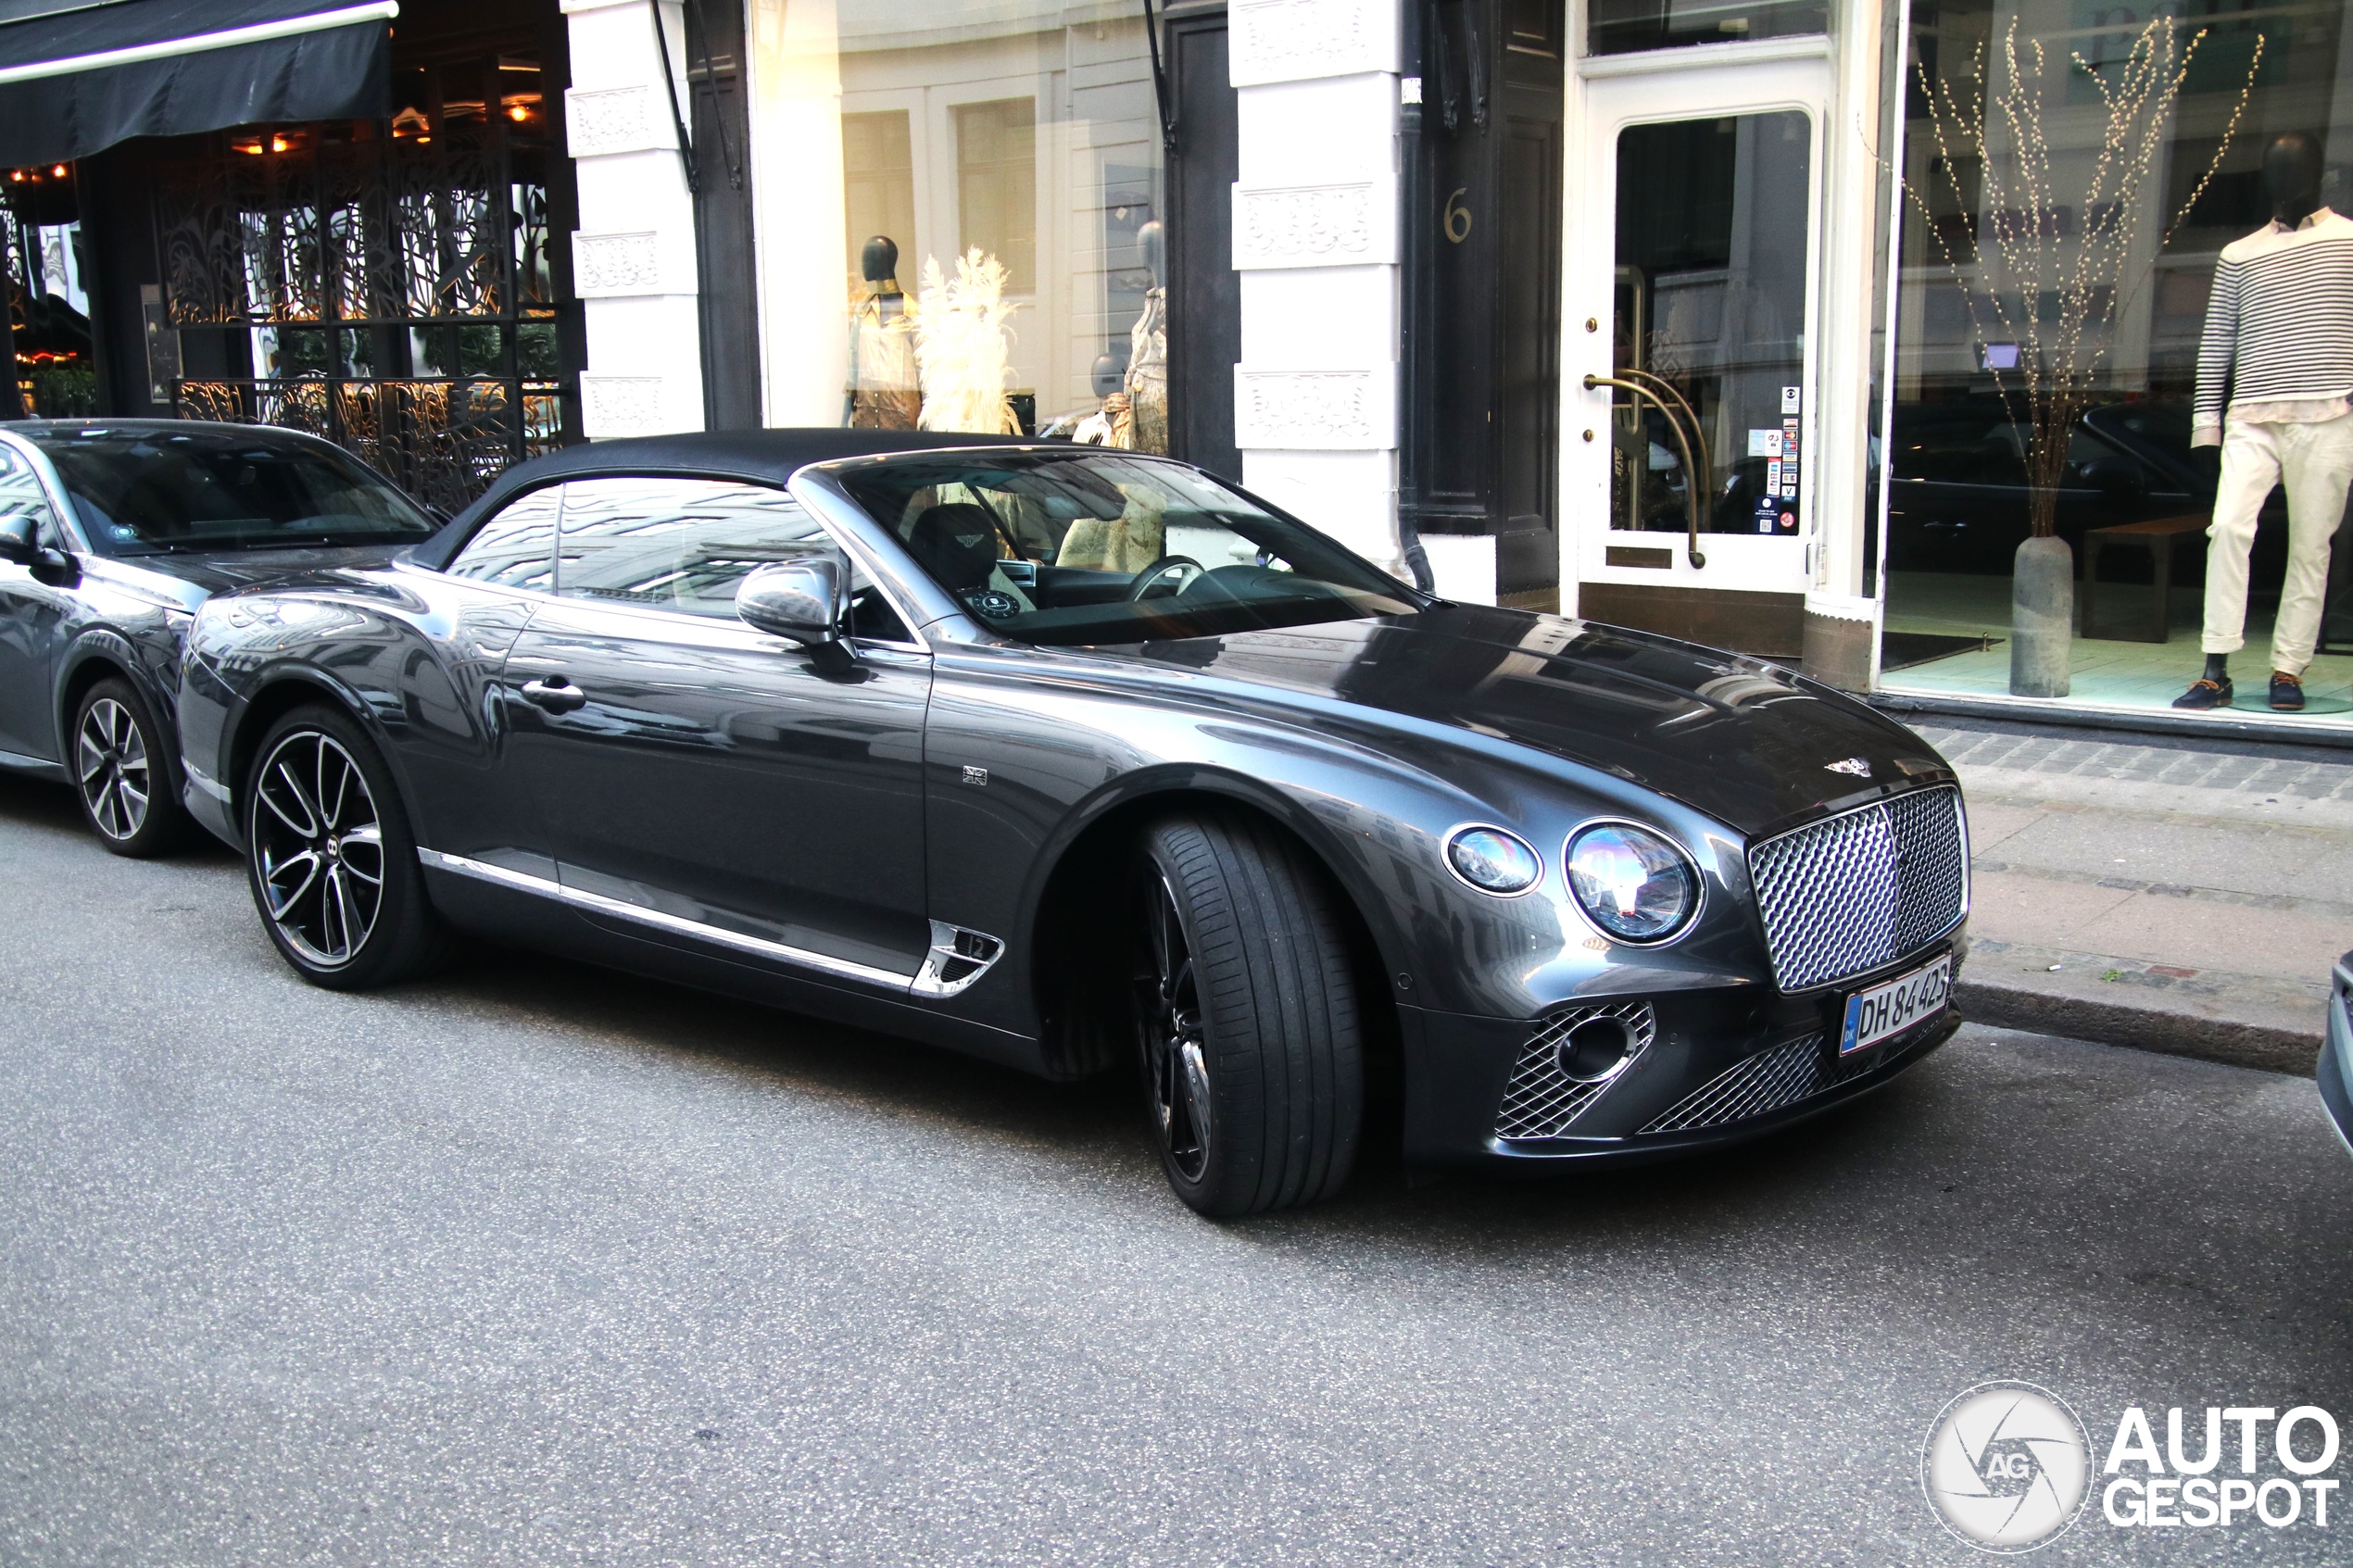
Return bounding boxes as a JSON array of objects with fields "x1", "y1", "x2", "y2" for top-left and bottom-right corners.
[
  {"x1": 2271, "y1": 671, "x2": 2305, "y2": 711},
  {"x1": 2171, "y1": 676, "x2": 2233, "y2": 710}
]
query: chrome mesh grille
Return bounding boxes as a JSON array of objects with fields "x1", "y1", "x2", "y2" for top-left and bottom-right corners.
[
  {"x1": 1638, "y1": 1034, "x2": 1894, "y2": 1135},
  {"x1": 1493, "y1": 1000, "x2": 1656, "y2": 1140},
  {"x1": 1746, "y1": 785, "x2": 1967, "y2": 992}
]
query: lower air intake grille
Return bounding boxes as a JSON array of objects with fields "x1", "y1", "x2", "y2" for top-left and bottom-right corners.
[
  {"x1": 1493, "y1": 1000, "x2": 1655, "y2": 1140},
  {"x1": 1746, "y1": 785, "x2": 1969, "y2": 993},
  {"x1": 1640, "y1": 1034, "x2": 1890, "y2": 1135}
]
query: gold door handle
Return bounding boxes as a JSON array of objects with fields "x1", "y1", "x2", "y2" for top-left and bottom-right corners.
[{"x1": 1584, "y1": 371, "x2": 1710, "y2": 570}]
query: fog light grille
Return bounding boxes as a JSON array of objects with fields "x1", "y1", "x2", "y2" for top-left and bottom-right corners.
[
  {"x1": 1637, "y1": 1033, "x2": 1899, "y2": 1135},
  {"x1": 1493, "y1": 1000, "x2": 1655, "y2": 1140}
]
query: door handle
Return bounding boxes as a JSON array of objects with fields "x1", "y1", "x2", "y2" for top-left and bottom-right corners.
[{"x1": 518, "y1": 676, "x2": 588, "y2": 714}]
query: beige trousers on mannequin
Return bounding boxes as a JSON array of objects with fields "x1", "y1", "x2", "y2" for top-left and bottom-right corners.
[{"x1": 2202, "y1": 412, "x2": 2353, "y2": 675}]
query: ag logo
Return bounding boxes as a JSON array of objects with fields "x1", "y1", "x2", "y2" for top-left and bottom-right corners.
[
  {"x1": 1921, "y1": 1381, "x2": 2092, "y2": 1552},
  {"x1": 1825, "y1": 757, "x2": 1873, "y2": 778}
]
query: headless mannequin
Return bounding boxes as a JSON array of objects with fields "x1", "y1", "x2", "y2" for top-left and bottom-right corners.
[
  {"x1": 1125, "y1": 220, "x2": 1170, "y2": 454},
  {"x1": 1070, "y1": 353, "x2": 1125, "y2": 444},
  {"x1": 846, "y1": 235, "x2": 920, "y2": 430},
  {"x1": 2195, "y1": 134, "x2": 2323, "y2": 693}
]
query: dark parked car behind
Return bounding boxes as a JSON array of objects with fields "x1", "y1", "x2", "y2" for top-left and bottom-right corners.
[
  {"x1": 0, "y1": 421, "x2": 441, "y2": 853},
  {"x1": 1884, "y1": 397, "x2": 2292, "y2": 577}
]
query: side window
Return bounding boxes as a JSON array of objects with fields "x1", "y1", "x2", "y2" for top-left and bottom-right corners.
[
  {"x1": 0, "y1": 445, "x2": 63, "y2": 549},
  {"x1": 447, "y1": 485, "x2": 560, "y2": 589},
  {"x1": 552, "y1": 476, "x2": 913, "y2": 642}
]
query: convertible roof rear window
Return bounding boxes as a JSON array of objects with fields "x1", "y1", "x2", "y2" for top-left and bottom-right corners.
[{"x1": 835, "y1": 450, "x2": 1420, "y2": 646}]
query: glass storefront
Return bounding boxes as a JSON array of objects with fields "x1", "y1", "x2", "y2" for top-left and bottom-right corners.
[
  {"x1": 1883, "y1": 0, "x2": 2353, "y2": 722},
  {"x1": 748, "y1": 0, "x2": 1169, "y2": 448}
]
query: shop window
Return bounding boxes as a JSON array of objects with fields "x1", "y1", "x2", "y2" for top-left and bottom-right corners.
[
  {"x1": 149, "y1": 39, "x2": 578, "y2": 514},
  {"x1": 3, "y1": 167, "x2": 94, "y2": 419},
  {"x1": 1587, "y1": 0, "x2": 1828, "y2": 57},
  {"x1": 747, "y1": 0, "x2": 1181, "y2": 457},
  {"x1": 1881, "y1": 0, "x2": 2353, "y2": 715}
]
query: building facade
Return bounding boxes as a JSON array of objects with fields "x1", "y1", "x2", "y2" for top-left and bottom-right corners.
[{"x1": 6, "y1": 0, "x2": 2351, "y2": 735}]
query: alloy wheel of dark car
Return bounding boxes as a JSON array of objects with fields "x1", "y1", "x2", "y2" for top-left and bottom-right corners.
[
  {"x1": 71, "y1": 679, "x2": 188, "y2": 858},
  {"x1": 1132, "y1": 812, "x2": 1364, "y2": 1216},
  {"x1": 1138, "y1": 870, "x2": 1213, "y2": 1185},
  {"x1": 244, "y1": 706, "x2": 447, "y2": 990}
]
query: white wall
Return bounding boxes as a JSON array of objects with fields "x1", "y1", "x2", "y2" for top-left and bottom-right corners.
[
  {"x1": 561, "y1": 0, "x2": 708, "y2": 435},
  {"x1": 1228, "y1": 0, "x2": 1404, "y2": 575}
]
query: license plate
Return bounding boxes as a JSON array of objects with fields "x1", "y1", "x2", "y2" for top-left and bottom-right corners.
[{"x1": 1839, "y1": 953, "x2": 1953, "y2": 1055}]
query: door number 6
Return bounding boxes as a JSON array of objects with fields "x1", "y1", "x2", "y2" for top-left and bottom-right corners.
[{"x1": 1443, "y1": 187, "x2": 1473, "y2": 245}]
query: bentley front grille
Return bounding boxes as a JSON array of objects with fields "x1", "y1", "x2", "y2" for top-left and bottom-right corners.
[
  {"x1": 1637, "y1": 1034, "x2": 1890, "y2": 1135},
  {"x1": 1493, "y1": 1000, "x2": 1656, "y2": 1140},
  {"x1": 1745, "y1": 784, "x2": 1968, "y2": 993}
]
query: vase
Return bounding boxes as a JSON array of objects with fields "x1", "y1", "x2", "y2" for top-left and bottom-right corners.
[{"x1": 2009, "y1": 533, "x2": 2074, "y2": 697}]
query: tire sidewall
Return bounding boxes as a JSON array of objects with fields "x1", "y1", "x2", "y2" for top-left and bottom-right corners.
[
  {"x1": 71, "y1": 676, "x2": 185, "y2": 858},
  {"x1": 242, "y1": 703, "x2": 430, "y2": 988}
]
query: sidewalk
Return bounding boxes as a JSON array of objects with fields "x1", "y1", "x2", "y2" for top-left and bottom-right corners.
[{"x1": 1912, "y1": 721, "x2": 2353, "y2": 1074}]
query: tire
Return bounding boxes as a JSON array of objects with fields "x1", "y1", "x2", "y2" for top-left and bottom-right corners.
[
  {"x1": 242, "y1": 703, "x2": 447, "y2": 990},
  {"x1": 1133, "y1": 811, "x2": 1365, "y2": 1216},
  {"x1": 71, "y1": 677, "x2": 192, "y2": 858}
]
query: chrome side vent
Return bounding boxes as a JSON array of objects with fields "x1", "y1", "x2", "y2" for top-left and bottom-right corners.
[{"x1": 912, "y1": 922, "x2": 1005, "y2": 997}]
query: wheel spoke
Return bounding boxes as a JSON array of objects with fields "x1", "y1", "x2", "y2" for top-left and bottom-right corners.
[
  {"x1": 262, "y1": 848, "x2": 321, "y2": 919},
  {"x1": 75, "y1": 728, "x2": 107, "y2": 784},
  {"x1": 263, "y1": 758, "x2": 321, "y2": 837},
  {"x1": 337, "y1": 822, "x2": 384, "y2": 884},
  {"x1": 325, "y1": 866, "x2": 356, "y2": 960}
]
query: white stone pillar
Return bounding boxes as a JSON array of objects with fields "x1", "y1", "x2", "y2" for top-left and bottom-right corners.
[
  {"x1": 561, "y1": 0, "x2": 707, "y2": 436},
  {"x1": 1228, "y1": 0, "x2": 1402, "y2": 571}
]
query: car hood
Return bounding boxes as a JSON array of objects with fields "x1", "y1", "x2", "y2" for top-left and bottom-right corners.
[
  {"x1": 85, "y1": 545, "x2": 410, "y2": 608},
  {"x1": 1100, "y1": 603, "x2": 1956, "y2": 836}
]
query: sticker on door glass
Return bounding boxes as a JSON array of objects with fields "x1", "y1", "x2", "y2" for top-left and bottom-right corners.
[
  {"x1": 1747, "y1": 429, "x2": 1783, "y2": 458},
  {"x1": 1780, "y1": 385, "x2": 1802, "y2": 414}
]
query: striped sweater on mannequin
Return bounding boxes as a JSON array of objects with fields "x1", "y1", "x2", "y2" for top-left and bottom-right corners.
[{"x1": 2192, "y1": 207, "x2": 2353, "y2": 447}]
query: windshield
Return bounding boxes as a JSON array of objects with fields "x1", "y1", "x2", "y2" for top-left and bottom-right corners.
[
  {"x1": 835, "y1": 450, "x2": 1420, "y2": 645},
  {"x1": 28, "y1": 426, "x2": 439, "y2": 556}
]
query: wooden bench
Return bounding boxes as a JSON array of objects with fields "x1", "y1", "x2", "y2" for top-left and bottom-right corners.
[{"x1": 2081, "y1": 513, "x2": 2208, "y2": 644}]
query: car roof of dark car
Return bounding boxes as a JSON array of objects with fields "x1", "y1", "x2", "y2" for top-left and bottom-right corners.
[
  {"x1": 408, "y1": 427, "x2": 1038, "y2": 572},
  {"x1": 1, "y1": 418, "x2": 352, "y2": 453}
]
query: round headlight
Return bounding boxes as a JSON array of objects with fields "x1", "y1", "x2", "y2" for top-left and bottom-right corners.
[
  {"x1": 1564, "y1": 822, "x2": 1697, "y2": 942},
  {"x1": 1444, "y1": 825, "x2": 1542, "y2": 896}
]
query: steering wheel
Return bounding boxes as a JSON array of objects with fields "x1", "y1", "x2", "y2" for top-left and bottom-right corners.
[{"x1": 1126, "y1": 555, "x2": 1205, "y2": 601}]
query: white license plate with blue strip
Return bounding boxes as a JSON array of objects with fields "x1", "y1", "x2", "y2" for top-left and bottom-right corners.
[{"x1": 1839, "y1": 954, "x2": 1952, "y2": 1055}]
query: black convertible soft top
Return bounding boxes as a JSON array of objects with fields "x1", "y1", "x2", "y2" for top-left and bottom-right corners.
[{"x1": 408, "y1": 428, "x2": 1026, "y2": 572}]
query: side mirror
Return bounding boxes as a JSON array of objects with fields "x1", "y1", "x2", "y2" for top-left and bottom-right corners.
[
  {"x1": 0, "y1": 514, "x2": 35, "y2": 568},
  {"x1": 736, "y1": 557, "x2": 847, "y2": 647}
]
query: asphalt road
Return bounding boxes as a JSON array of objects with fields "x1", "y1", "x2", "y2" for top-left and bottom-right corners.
[{"x1": 2, "y1": 772, "x2": 2349, "y2": 1566}]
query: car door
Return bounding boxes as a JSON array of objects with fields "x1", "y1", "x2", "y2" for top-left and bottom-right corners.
[
  {"x1": 500, "y1": 476, "x2": 933, "y2": 985},
  {"x1": 0, "y1": 441, "x2": 74, "y2": 763}
]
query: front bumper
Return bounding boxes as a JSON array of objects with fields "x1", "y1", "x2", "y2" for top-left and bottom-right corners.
[
  {"x1": 1399, "y1": 939, "x2": 1963, "y2": 1170},
  {"x1": 2319, "y1": 950, "x2": 2353, "y2": 1158}
]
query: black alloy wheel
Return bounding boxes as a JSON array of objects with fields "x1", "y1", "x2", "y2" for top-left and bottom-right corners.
[
  {"x1": 72, "y1": 678, "x2": 189, "y2": 857},
  {"x1": 243, "y1": 705, "x2": 446, "y2": 990},
  {"x1": 1132, "y1": 812, "x2": 1365, "y2": 1216}
]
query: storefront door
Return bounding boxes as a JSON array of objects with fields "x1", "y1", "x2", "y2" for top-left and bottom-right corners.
[{"x1": 1566, "y1": 56, "x2": 1830, "y2": 655}]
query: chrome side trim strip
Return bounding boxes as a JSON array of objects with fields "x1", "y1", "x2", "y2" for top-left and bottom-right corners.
[{"x1": 416, "y1": 847, "x2": 918, "y2": 992}]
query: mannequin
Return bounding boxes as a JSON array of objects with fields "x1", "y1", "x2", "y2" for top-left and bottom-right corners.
[
  {"x1": 845, "y1": 235, "x2": 921, "y2": 431},
  {"x1": 1070, "y1": 353, "x2": 1125, "y2": 444},
  {"x1": 2177, "y1": 132, "x2": 2353, "y2": 712},
  {"x1": 1123, "y1": 220, "x2": 1169, "y2": 454}
]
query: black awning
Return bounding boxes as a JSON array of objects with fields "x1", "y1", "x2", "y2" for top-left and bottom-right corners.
[{"x1": 0, "y1": 0, "x2": 394, "y2": 167}]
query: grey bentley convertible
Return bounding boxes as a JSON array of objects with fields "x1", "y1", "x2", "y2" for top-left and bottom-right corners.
[{"x1": 177, "y1": 432, "x2": 1968, "y2": 1215}]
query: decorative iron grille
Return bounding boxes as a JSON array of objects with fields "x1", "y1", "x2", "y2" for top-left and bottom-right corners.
[{"x1": 153, "y1": 47, "x2": 576, "y2": 513}]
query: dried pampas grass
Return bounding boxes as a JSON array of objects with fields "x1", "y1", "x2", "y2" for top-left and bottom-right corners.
[{"x1": 914, "y1": 248, "x2": 1021, "y2": 434}]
